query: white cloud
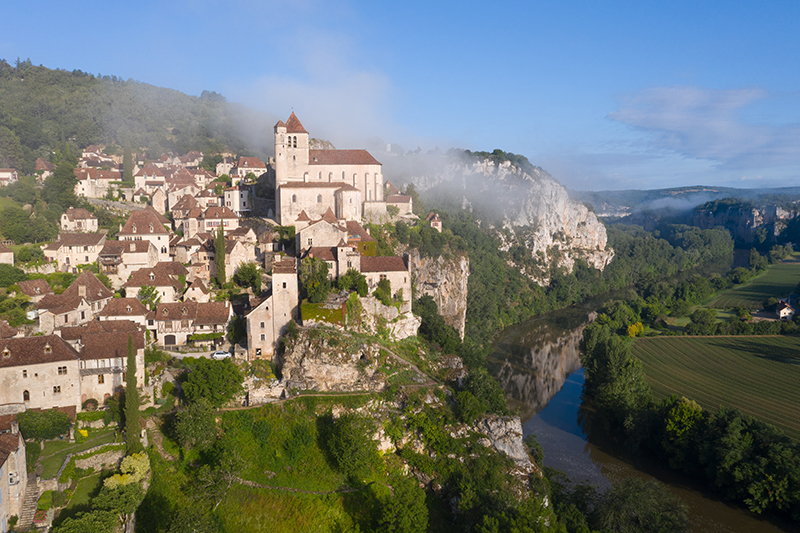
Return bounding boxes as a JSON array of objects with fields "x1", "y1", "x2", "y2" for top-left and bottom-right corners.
[{"x1": 607, "y1": 86, "x2": 800, "y2": 170}]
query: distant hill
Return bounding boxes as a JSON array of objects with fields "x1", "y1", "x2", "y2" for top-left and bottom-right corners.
[
  {"x1": 0, "y1": 59, "x2": 277, "y2": 173},
  {"x1": 570, "y1": 185, "x2": 800, "y2": 217}
]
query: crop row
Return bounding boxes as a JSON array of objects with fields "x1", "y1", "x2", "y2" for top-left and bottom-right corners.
[{"x1": 632, "y1": 336, "x2": 800, "y2": 439}]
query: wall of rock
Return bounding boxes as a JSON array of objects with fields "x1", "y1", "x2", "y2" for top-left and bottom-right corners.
[{"x1": 407, "y1": 249, "x2": 469, "y2": 338}]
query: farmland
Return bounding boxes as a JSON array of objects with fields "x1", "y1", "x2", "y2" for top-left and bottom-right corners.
[
  {"x1": 632, "y1": 336, "x2": 800, "y2": 440},
  {"x1": 709, "y1": 260, "x2": 800, "y2": 309}
]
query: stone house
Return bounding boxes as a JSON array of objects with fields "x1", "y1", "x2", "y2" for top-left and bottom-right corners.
[
  {"x1": 194, "y1": 188, "x2": 222, "y2": 209},
  {"x1": 224, "y1": 184, "x2": 252, "y2": 217},
  {"x1": 245, "y1": 259, "x2": 298, "y2": 360},
  {"x1": 0, "y1": 169, "x2": 18, "y2": 187},
  {"x1": 15, "y1": 279, "x2": 53, "y2": 304},
  {"x1": 193, "y1": 238, "x2": 255, "y2": 281},
  {"x1": 117, "y1": 207, "x2": 172, "y2": 262},
  {"x1": 43, "y1": 232, "x2": 107, "y2": 272},
  {"x1": 776, "y1": 301, "x2": 795, "y2": 320},
  {"x1": 361, "y1": 256, "x2": 412, "y2": 312},
  {"x1": 35, "y1": 157, "x2": 55, "y2": 181},
  {"x1": 98, "y1": 240, "x2": 160, "y2": 289},
  {"x1": 0, "y1": 335, "x2": 82, "y2": 412},
  {"x1": 426, "y1": 212, "x2": 443, "y2": 233},
  {"x1": 151, "y1": 188, "x2": 167, "y2": 214},
  {"x1": 184, "y1": 279, "x2": 211, "y2": 302},
  {"x1": 147, "y1": 301, "x2": 232, "y2": 347},
  {"x1": 123, "y1": 268, "x2": 184, "y2": 304},
  {"x1": 59, "y1": 320, "x2": 146, "y2": 404},
  {"x1": 232, "y1": 156, "x2": 268, "y2": 183},
  {"x1": 295, "y1": 215, "x2": 376, "y2": 256},
  {"x1": 73, "y1": 168, "x2": 121, "y2": 198},
  {"x1": 60, "y1": 207, "x2": 99, "y2": 232},
  {"x1": 37, "y1": 271, "x2": 114, "y2": 334},
  {"x1": 386, "y1": 194, "x2": 412, "y2": 214},
  {"x1": 183, "y1": 206, "x2": 240, "y2": 238},
  {"x1": 97, "y1": 298, "x2": 149, "y2": 328},
  {"x1": 0, "y1": 417, "x2": 27, "y2": 532},
  {"x1": 174, "y1": 237, "x2": 204, "y2": 264},
  {"x1": 0, "y1": 243, "x2": 13, "y2": 266}
]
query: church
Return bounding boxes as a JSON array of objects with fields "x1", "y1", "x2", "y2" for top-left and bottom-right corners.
[{"x1": 273, "y1": 113, "x2": 387, "y2": 224}]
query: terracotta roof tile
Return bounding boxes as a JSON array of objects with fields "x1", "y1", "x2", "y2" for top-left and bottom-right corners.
[
  {"x1": 272, "y1": 259, "x2": 297, "y2": 274},
  {"x1": 53, "y1": 232, "x2": 106, "y2": 247},
  {"x1": 16, "y1": 279, "x2": 53, "y2": 298},
  {"x1": 360, "y1": 256, "x2": 407, "y2": 273},
  {"x1": 308, "y1": 149, "x2": 381, "y2": 166},
  {"x1": 62, "y1": 270, "x2": 114, "y2": 302},
  {"x1": 119, "y1": 208, "x2": 170, "y2": 236},
  {"x1": 98, "y1": 298, "x2": 149, "y2": 317},
  {"x1": 285, "y1": 112, "x2": 308, "y2": 134},
  {"x1": 306, "y1": 247, "x2": 336, "y2": 262},
  {"x1": 0, "y1": 335, "x2": 80, "y2": 368}
]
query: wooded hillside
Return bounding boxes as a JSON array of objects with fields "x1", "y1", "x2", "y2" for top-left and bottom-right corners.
[{"x1": 0, "y1": 59, "x2": 274, "y2": 173}]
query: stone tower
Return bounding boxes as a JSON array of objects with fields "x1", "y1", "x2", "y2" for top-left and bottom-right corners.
[
  {"x1": 273, "y1": 112, "x2": 309, "y2": 186},
  {"x1": 271, "y1": 258, "x2": 299, "y2": 342}
]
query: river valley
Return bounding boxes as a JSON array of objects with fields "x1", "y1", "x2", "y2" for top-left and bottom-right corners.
[{"x1": 488, "y1": 300, "x2": 795, "y2": 533}]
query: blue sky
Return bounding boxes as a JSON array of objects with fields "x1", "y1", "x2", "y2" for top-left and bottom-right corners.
[{"x1": 3, "y1": 0, "x2": 800, "y2": 190}]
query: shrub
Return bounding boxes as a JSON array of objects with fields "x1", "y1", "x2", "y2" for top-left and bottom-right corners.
[
  {"x1": 17, "y1": 408, "x2": 71, "y2": 440},
  {"x1": 161, "y1": 381, "x2": 175, "y2": 397},
  {"x1": 82, "y1": 398, "x2": 99, "y2": 411},
  {"x1": 325, "y1": 413, "x2": 378, "y2": 481}
]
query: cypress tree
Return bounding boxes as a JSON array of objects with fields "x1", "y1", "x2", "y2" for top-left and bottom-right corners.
[
  {"x1": 123, "y1": 141, "x2": 133, "y2": 183},
  {"x1": 125, "y1": 334, "x2": 143, "y2": 455},
  {"x1": 214, "y1": 225, "x2": 226, "y2": 286}
]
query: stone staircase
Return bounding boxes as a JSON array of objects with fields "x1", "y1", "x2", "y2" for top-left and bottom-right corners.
[{"x1": 17, "y1": 477, "x2": 40, "y2": 531}]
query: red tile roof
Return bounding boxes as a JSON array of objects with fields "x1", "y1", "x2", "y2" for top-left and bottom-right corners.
[
  {"x1": 53, "y1": 232, "x2": 106, "y2": 247},
  {"x1": 62, "y1": 270, "x2": 114, "y2": 303},
  {"x1": 98, "y1": 298, "x2": 149, "y2": 318},
  {"x1": 360, "y1": 256, "x2": 407, "y2": 273},
  {"x1": 285, "y1": 112, "x2": 308, "y2": 134},
  {"x1": 308, "y1": 149, "x2": 381, "y2": 166},
  {"x1": 0, "y1": 335, "x2": 80, "y2": 369},
  {"x1": 63, "y1": 207, "x2": 97, "y2": 221},
  {"x1": 60, "y1": 320, "x2": 145, "y2": 360},
  {"x1": 273, "y1": 259, "x2": 297, "y2": 274},
  {"x1": 153, "y1": 301, "x2": 231, "y2": 325},
  {"x1": 237, "y1": 156, "x2": 267, "y2": 169},
  {"x1": 306, "y1": 247, "x2": 336, "y2": 261},
  {"x1": 119, "y1": 208, "x2": 170, "y2": 236},
  {"x1": 16, "y1": 279, "x2": 53, "y2": 298}
]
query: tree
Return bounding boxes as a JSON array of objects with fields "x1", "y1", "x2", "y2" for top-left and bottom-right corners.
[
  {"x1": 122, "y1": 141, "x2": 133, "y2": 183},
  {"x1": 338, "y1": 268, "x2": 367, "y2": 296},
  {"x1": 124, "y1": 334, "x2": 143, "y2": 455},
  {"x1": 0, "y1": 264, "x2": 27, "y2": 287},
  {"x1": 299, "y1": 256, "x2": 330, "y2": 303},
  {"x1": 374, "y1": 278, "x2": 392, "y2": 306},
  {"x1": 325, "y1": 413, "x2": 378, "y2": 482},
  {"x1": 379, "y1": 474, "x2": 429, "y2": 533},
  {"x1": 173, "y1": 399, "x2": 216, "y2": 450},
  {"x1": 233, "y1": 262, "x2": 261, "y2": 293},
  {"x1": 42, "y1": 161, "x2": 78, "y2": 210},
  {"x1": 214, "y1": 225, "x2": 226, "y2": 286},
  {"x1": 136, "y1": 285, "x2": 160, "y2": 311},
  {"x1": 592, "y1": 478, "x2": 689, "y2": 533},
  {"x1": 182, "y1": 358, "x2": 243, "y2": 407}
]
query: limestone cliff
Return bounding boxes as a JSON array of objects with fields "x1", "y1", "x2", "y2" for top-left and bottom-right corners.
[
  {"x1": 407, "y1": 249, "x2": 469, "y2": 338},
  {"x1": 384, "y1": 151, "x2": 613, "y2": 285},
  {"x1": 693, "y1": 203, "x2": 798, "y2": 244}
]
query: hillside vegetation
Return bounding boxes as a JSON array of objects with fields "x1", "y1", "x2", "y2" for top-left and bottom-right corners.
[{"x1": 0, "y1": 59, "x2": 273, "y2": 173}]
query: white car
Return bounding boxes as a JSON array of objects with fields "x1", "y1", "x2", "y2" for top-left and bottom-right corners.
[{"x1": 211, "y1": 350, "x2": 231, "y2": 360}]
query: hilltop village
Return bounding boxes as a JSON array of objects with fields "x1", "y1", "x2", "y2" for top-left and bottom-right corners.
[{"x1": 0, "y1": 113, "x2": 446, "y2": 527}]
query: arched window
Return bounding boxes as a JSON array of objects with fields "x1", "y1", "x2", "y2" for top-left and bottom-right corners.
[
  {"x1": 328, "y1": 172, "x2": 333, "y2": 181},
  {"x1": 23, "y1": 390, "x2": 29, "y2": 401},
  {"x1": 342, "y1": 171, "x2": 346, "y2": 180},
  {"x1": 317, "y1": 195, "x2": 322, "y2": 203},
  {"x1": 292, "y1": 194, "x2": 297, "y2": 203},
  {"x1": 318, "y1": 171, "x2": 322, "y2": 180},
  {"x1": 292, "y1": 136, "x2": 297, "y2": 148}
]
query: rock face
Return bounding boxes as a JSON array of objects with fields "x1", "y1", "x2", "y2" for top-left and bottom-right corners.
[
  {"x1": 387, "y1": 153, "x2": 613, "y2": 284},
  {"x1": 693, "y1": 204, "x2": 798, "y2": 244},
  {"x1": 476, "y1": 415, "x2": 529, "y2": 464},
  {"x1": 407, "y1": 249, "x2": 469, "y2": 338},
  {"x1": 278, "y1": 328, "x2": 385, "y2": 393}
]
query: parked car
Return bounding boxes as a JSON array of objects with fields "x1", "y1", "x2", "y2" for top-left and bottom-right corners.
[{"x1": 211, "y1": 350, "x2": 231, "y2": 360}]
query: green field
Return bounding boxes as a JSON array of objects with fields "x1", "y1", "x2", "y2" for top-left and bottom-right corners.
[
  {"x1": 709, "y1": 260, "x2": 800, "y2": 309},
  {"x1": 633, "y1": 336, "x2": 800, "y2": 440}
]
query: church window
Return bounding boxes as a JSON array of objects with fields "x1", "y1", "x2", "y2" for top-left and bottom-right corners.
[
  {"x1": 23, "y1": 390, "x2": 29, "y2": 401},
  {"x1": 292, "y1": 194, "x2": 297, "y2": 203},
  {"x1": 292, "y1": 136, "x2": 297, "y2": 148},
  {"x1": 317, "y1": 195, "x2": 322, "y2": 203}
]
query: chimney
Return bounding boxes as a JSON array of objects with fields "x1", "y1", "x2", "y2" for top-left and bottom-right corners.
[{"x1": 11, "y1": 419, "x2": 19, "y2": 434}]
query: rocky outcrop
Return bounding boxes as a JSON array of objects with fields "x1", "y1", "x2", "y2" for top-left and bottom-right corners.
[
  {"x1": 693, "y1": 204, "x2": 798, "y2": 244},
  {"x1": 278, "y1": 328, "x2": 386, "y2": 393},
  {"x1": 407, "y1": 249, "x2": 469, "y2": 338},
  {"x1": 360, "y1": 296, "x2": 421, "y2": 340},
  {"x1": 387, "y1": 153, "x2": 613, "y2": 285}
]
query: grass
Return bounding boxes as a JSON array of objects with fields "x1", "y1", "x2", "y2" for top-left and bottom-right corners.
[
  {"x1": 301, "y1": 301, "x2": 344, "y2": 325},
  {"x1": 40, "y1": 428, "x2": 117, "y2": 479},
  {"x1": 709, "y1": 260, "x2": 800, "y2": 309},
  {"x1": 633, "y1": 335, "x2": 800, "y2": 439},
  {"x1": 54, "y1": 472, "x2": 104, "y2": 526}
]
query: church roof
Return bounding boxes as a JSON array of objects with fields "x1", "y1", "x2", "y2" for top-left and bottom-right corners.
[
  {"x1": 285, "y1": 112, "x2": 308, "y2": 134},
  {"x1": 308, "y1": 149, "x2": 381, "y2": 166}
]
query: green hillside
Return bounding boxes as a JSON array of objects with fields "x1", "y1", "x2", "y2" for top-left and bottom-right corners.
[{"x1": 0, "y1": 59, "x2": 275, "y2": 173}]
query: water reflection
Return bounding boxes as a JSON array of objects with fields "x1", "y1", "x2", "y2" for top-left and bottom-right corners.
[{"x1": 490, "y1": 303, "x2": 795, "y2": 533}]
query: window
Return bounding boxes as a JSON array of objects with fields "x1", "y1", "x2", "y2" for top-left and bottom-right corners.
[
  {"x1": 282, "y1": 282, "x2": 287, "y2": 289},
  {"x1": 44, "y1": 343, "x2": 52, "y2": 353},
  {"x1": 292, "y1": 194, "x2": 297, "y2": 203},
  {"x1": 23, "y1": 390, "x2": 29, "y2": 401},
  {"x1": 64, "y1": 315, "x2": 68, "y2": 323},
  {"x1": 53, "y1": 386, "x2": 61, "y2": 394},
  {"x1": 2, "y1": 348, "x2": 9, "y2": 358},
  {"x1": 260, "y1": 334, "x2": 266, "y2": 341},
  {"x1": 380, "y1": 274, "x2": 387, "y2": 281},
  {"x1": 317, "y1": 194, "x2": 322, "y2": 203},
  {"x1": 260, "y1": 321, "x2": 265, "y2": 329},
  {"x1": 98, "y1": 375, "x2": 105, "y2": 384},
  {"x1": 81, "y1": 311, "x2": 85, "y2": 320},
  {"x1": 22, "y1": 369, "x2": 27, "y2": 378},
  {"x1": 84, "y1": 246, "x2": 89, "y2": 252},
  {"x1": 58, "y1": 366, "x2": 67, "y2": 375}
]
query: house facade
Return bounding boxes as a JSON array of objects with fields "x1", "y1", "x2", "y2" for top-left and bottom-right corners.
[{"x1": 43, "y1": 233, "x2": 107, "y2": 272}]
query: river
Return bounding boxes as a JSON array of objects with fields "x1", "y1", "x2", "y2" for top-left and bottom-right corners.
[{"x1": 488, "y1": 299, "x2": 795, "y2": 533}]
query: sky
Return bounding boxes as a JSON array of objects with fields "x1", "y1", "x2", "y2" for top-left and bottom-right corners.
[{"x1": 3, "y1": 0, "x2": 800, "y2": 191}]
